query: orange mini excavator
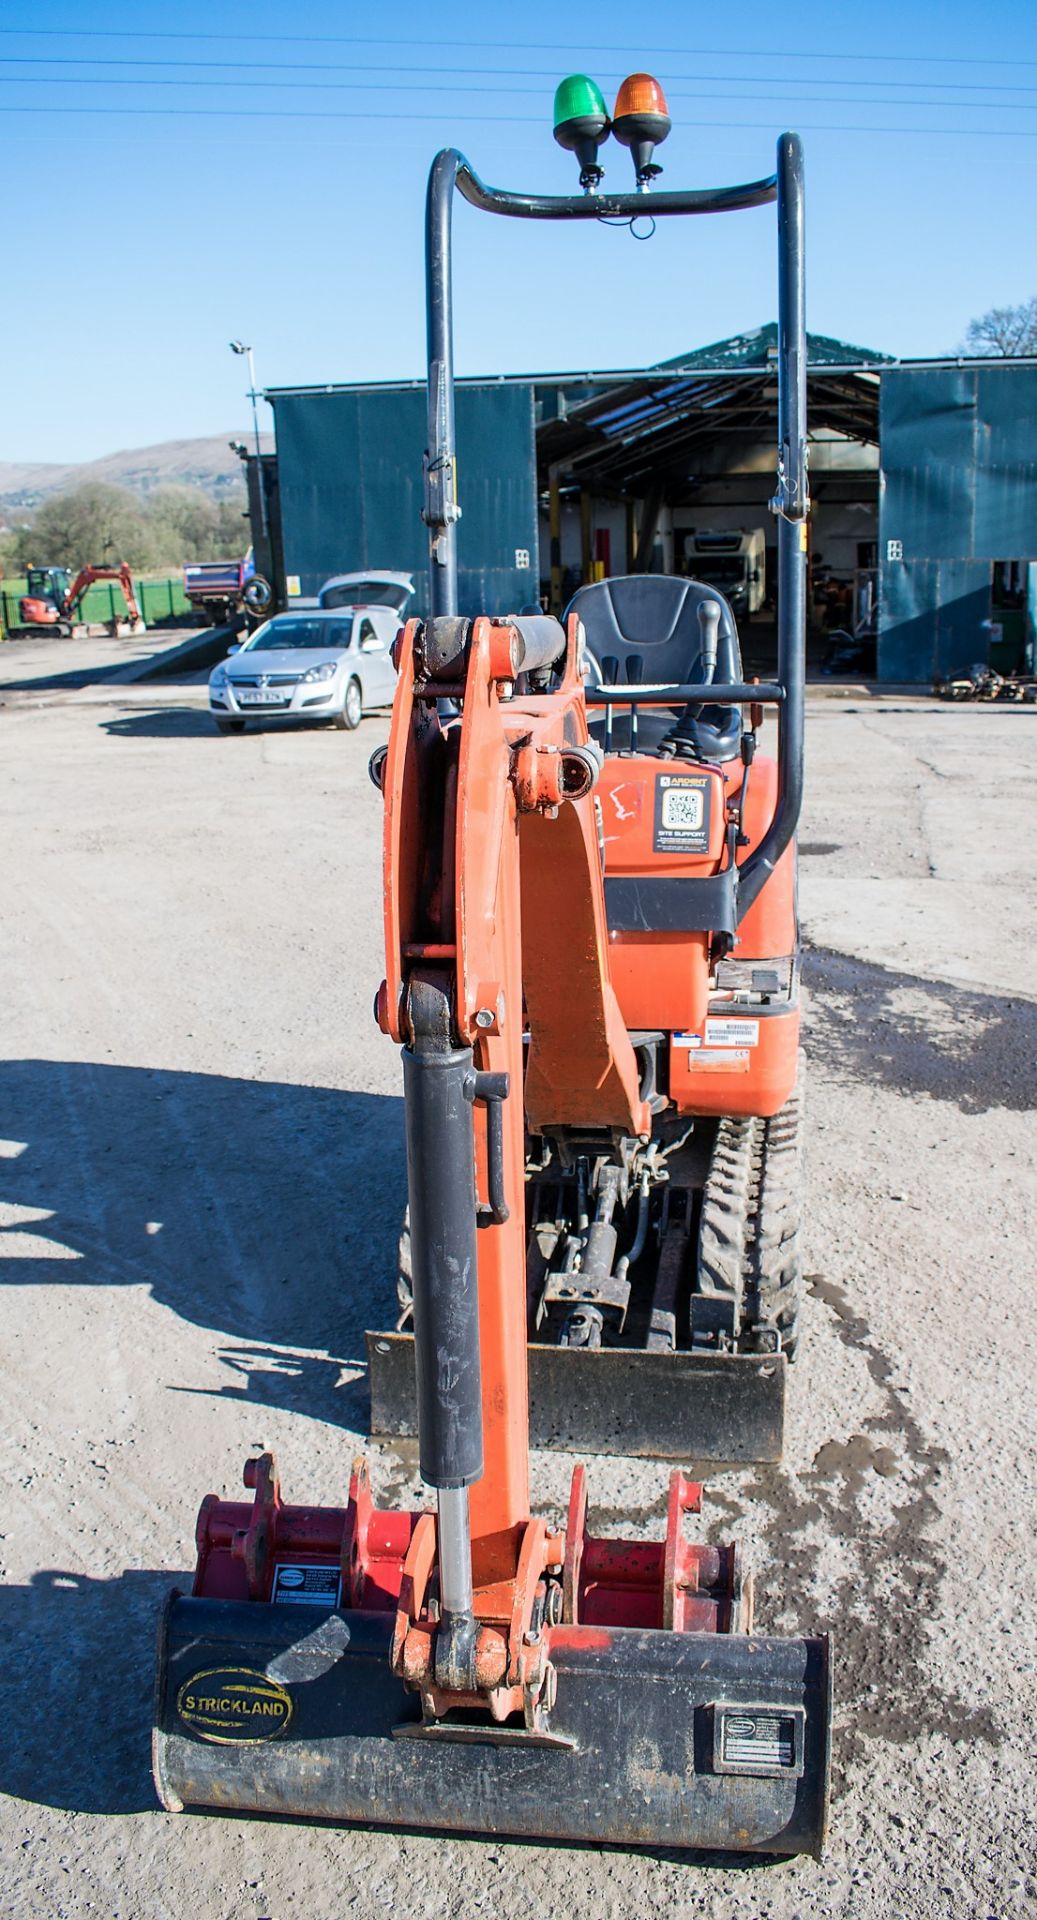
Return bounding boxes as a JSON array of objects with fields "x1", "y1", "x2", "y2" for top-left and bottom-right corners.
[
  {"x1": 154, "y1": 85, "x2": 831, "y2": 1857},
  {"x1": 15, "y1": 563, "x2": 145, "y2": 637}
]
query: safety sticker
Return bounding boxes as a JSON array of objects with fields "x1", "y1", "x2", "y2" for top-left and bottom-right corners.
[
  {"x1": 704, "y1": 1017, "x2": 760, "y2": 1048},
  {"x1": 272, "y1": 1563, "x2": 342, "y2": 1608},
  {"x1": 653, "y1": 773, "x2": 712, "y2": 854},
  {"x1": 682, "y1": 1049, "x2": 751, "y2": 1073}
]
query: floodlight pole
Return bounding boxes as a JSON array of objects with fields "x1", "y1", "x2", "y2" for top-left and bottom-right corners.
[{"x1": 230, "y1": 339, "x2": 268, "y2": 546}]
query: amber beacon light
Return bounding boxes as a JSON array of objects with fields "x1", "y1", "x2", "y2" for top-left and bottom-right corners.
[{"x1": 612, "y1": 72, "x2": 672, "y2": 185}]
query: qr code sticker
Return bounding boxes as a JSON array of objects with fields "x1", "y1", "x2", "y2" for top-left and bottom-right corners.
[{"x1": 662, "y1": 788, "x2": 704, "y2": 832}]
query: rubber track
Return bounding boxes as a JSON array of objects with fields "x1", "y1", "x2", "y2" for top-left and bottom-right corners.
[{"x1": 696, "y1": 1057, "x2": 804, "y2": 1359}]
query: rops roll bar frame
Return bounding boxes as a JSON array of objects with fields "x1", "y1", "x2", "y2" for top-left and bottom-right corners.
[{"x1": 423, "y1": 137, "x2": 806, "y2": 919}]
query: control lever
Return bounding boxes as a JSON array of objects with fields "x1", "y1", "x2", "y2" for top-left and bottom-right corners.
[
  {"x1": 626, "y1": 653, "x2": 643, "y2": 752},
  {"x1": 697, "y1": 599, "x2": 721, "y2": 685},
  {"x1": 602, "y1": 654, "x2": 619, "y2": 753},
  {"x1": 657, "y1": 600, "x2": 722, "y2": 761}
]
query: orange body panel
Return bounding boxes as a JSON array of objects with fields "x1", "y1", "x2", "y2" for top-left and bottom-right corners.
[
  {"x1": 598, "y1": 755, "x2": 725, "y2": 1037},
  {"x1": 598, "y1": 760, "x2": 728, "y2": 873},
  {"x1": 595, "y1": 747, "x2": 798, "y2": 1113},
  {"x1": 19, "y1": 598, "x2": 59, "y2": 624},
  {"x1": 608, "y1": 930, "x2": 711, "y2": 1034},
  {"x1": 668, "y1": 1007, "x2": 799, "y2": 1117}
]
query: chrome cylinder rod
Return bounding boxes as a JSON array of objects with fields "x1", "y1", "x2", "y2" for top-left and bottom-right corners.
[{"x1": 437, "y1": 1483, "x2": 475, "y2": 1619}]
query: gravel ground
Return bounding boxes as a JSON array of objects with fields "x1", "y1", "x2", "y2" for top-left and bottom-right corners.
[{"x1": 1, "y1": 633, "x2": 1035, "y2": 1919}]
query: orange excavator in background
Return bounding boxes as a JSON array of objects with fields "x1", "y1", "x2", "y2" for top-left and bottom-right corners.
[
  {"x1": 14, "y1": 562, "x2": 145, "y2": 637},
  {"x1": 153, "y1": 82, "x2": 832, "y2": 1858}
]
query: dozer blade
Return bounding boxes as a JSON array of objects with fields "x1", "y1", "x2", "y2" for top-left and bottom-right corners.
[
  {"x1": 154, "y1": 1594, "x2": 830, "y2": 1856},
  {"x1": 367, "y1": 1330, "x2": 786, "y2": 1465}
]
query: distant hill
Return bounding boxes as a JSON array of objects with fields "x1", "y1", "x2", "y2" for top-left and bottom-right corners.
[{"x1": 0, "y1": 433, "x2": 275, "y2": 515}]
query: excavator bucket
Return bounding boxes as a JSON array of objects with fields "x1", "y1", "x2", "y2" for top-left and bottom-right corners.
[
  {"x1": 155, "y1": 1600, "x2": 829, "y2": 1855},
  {"x1": 154, "y1": 1458, "x2": 830, "y2": 1857}
]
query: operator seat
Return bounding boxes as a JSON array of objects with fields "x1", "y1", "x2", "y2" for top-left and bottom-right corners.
[{"x1": 566, "y1": 573, "x2": 743, "y2": 761}]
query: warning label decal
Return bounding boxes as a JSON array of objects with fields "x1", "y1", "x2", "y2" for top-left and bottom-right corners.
[
  {"x1": 672, "y1": 1035, "x2": 752, "y2": 1071},
  {"x1": 272, "y1": 1563, "x2": 342, "y2": 1608},
  {"x1": 704, "y1": 1017, "x2": 760, "y2": 1048},
  {"x1": 683, "y1": 1049, "x2": 751, "y2": 1073}
]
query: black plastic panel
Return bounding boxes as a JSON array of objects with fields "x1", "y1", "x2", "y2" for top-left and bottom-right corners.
[{"x1": 367, "y1": 1331, "x2": 785, "y2": 1464}]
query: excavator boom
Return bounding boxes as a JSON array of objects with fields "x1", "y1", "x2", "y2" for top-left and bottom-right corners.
[{"x1": 63, "y1": 563, "x2": 144, "y2": 626}]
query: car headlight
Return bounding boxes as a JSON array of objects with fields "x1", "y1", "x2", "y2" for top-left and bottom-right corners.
[
  {"x1": 302, "y1": 660, "x2": 337, "y2": 683},
  {"x1": 210, "y1": 668, "x2": 228, "y2": 689}
]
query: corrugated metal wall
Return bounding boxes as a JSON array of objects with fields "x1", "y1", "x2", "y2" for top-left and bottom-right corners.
[
  {"x1": 879, "y1": 365, "x2": 1037, "y2": 679},
  {"x1": 272, "y1": 381, "x2": 539, "y2": 615}
]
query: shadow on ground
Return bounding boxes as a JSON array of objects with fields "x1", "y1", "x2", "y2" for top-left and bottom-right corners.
[
  {"x1": 0, "y1": 1568, "x2": 174, "y2": 1814},
  {"x1": 0, "y1": 1061, "x2": 405, "y2": 1413},
  {"x1": 0, "y1": 660, "x2": 127, "y2": 693},
  {"x1": 803, "y1": 942, "x2": 1037, "y2": 1114},
  {"x1": 100, "y1": 705, "x2": 219, "y2": 738}
]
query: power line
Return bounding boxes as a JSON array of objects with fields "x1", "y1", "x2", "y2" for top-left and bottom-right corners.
[
  {"x1": 7, "y1": 74, "x2": 1037, "y2": 114},
  {"x1": 3, "y1": 54, "x2": 1037, "y2": 96},
  {"x1": 3, "y1": 104, "x2": 1037, "y2": 138},
  {"x1": 0, "y1": 27, "x2": 1035, "y2": 70}
]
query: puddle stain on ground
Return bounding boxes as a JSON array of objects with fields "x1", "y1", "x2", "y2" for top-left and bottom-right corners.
[
  {"x1": 802, "y1": 944, "x2": 1037, "y2": 1115},
  {"x1": 744, "y1": 1268, "x2": 1002, "y2": 1796},
  {"x1": 813, "y1": 1432, "x2": 899, "y2": 1482}
]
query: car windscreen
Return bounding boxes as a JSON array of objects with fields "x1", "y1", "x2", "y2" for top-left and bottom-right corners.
[
  {"x1": 320, "y1": 581, "x2": 410, "y2": 612},
  {"x1": 688, "y1": 558, "x2": 746, "y2": 584},
  {"x1": 245, "y1": 618, "x2": 352, "y2": 650}
]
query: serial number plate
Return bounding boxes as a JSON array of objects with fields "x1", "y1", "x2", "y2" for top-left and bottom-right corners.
[
  {"x1": 712, "y1": 1703, "x2": 805, "y2": 1778},
  {"x1": 271, "y1": 1563, "x2": 342, "y2": 1607}
]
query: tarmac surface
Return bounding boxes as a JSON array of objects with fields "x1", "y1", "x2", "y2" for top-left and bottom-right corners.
[{"x1": 1, "y1": 630, "x2": 1035, "y2": 1919}]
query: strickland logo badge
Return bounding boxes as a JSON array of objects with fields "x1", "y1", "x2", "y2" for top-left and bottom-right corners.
[{"x1": 176, "y1": 1667, "x2": 293, "y2": 1745}]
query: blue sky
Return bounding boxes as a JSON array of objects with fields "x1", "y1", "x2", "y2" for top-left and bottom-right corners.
[{"x1": 5, "y1": 0, "x2": 1037, "y2": 462}]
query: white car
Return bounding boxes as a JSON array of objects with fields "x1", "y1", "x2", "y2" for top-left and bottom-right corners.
[
  {"x1": 208, "y1": 607, "x2": 398, "y2": 734},
  {"x1": 318, "y1": 570, "x2": 414, "y2": 616}
]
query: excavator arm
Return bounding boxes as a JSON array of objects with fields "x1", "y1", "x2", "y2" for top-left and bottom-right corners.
[
  {"x1": 63, "y1": 563, "x2": 143, "y2": 625},
  {"x1": 378, "y1": 609, "x2": 649, "y2": 1589}
]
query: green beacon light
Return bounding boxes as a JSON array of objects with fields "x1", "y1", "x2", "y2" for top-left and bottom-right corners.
[{"x1": 553, "y1": 74, "x2": 610, "y2": 191}]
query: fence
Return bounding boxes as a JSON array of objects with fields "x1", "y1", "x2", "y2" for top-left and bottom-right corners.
[{"x1": 1, "y1": 574, "x2": 196, "y2": 635}]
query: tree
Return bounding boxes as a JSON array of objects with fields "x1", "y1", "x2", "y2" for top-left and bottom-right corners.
[
  {"x1": 147, "y1": 485, "x2": 222, "y2": 566},
  {"x1": 961, "y1": 296, "x2": 1037, "y2": 357},
  {"x1": 17, "y1": 481, "x2": 154, "y2": 571},
  {"x1": 11, "y1": 478, "x2": 251, "y2": 573},
  {"x1": 215, "y1": 496, "x2": 251, "y2": 555}
]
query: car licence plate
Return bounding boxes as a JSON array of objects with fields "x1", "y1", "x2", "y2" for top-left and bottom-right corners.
[{"x1": 238, "y1": 689, "x2": 287, "y2": 706}]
